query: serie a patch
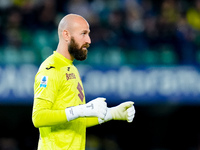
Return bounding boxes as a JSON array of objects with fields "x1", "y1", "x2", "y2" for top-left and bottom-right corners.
[{"x1": 40, "y1": 76, "x2": 48, "y2": 88}]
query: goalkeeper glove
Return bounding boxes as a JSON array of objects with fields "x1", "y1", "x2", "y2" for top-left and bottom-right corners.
[
  {"x1": 65, "y1": 97, "x2": 107, "y2": 121},
  {"x1": 99, "y1": 101, "x2": 135, "y2": 123}
]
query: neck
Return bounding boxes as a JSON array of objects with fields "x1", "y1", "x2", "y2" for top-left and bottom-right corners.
[{"x1": 56, "y1": 42, "x2": 74, "y2": 61}]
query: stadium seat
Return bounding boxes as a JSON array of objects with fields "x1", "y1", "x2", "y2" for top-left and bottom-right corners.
[
  {"x1": 86, "y1": 47, "x2": 104, "y2": 65},
  {"x1": 196, "y1": 49, "x2": 200, "y2": 64},
  {"x1": 3, "y1": 46, "x2": 22, "y2": 64},
  {"x1": 142, "y1": 50, "x2": 159, "y2": 65},
  {"x1": 33, "y1": 30, "x2": 51, "y2": 50},
  {"x1": 103, "y1": 47, "x2": 126, "y2": 66},
  {"x1": 126, "y1": 50, "x2": 141, "y2": 65},
  {"x1": 40, "y1": 46, "x2": 54, "y2": 61},
  {"x1": 20, "y1": 46, "x2": 37, "y2": 63},
  {"x1": 159, "y1": 45, "x2": 177, "y2": 64}
]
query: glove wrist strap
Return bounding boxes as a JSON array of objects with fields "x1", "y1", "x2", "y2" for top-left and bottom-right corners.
[{"x1": 65, "y1": 106, "x2": 82, "y2": 121}]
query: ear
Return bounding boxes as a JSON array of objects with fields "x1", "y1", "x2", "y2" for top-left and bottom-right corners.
[{"x1": 62, "y1": 30, "x2": 70, "y2": 42}]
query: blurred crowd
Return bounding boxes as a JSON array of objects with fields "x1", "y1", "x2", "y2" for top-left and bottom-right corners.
[
  {"x1": 1, "y1": 0, "x2": 200, "y2": 65},
  {"x1": 1, "y1": 1, "x2": 200, "y2": 149}
]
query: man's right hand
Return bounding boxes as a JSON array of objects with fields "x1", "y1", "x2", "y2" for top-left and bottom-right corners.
[{"x1": 65, "y1": 97, "x2": 107, "y2": 121}]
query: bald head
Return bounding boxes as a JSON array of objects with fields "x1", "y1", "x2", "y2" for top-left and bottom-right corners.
[
  {"x1": 58, "y1": 14, "x2": 89, "y2": 38},
  {"x1": 56, "y1": 14, "x2": 91, "y2": 61}
]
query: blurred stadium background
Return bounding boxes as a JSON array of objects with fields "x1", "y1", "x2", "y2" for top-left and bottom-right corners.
[{"x1": 0, "y1": 0, "x2": 200, "y2": 149}]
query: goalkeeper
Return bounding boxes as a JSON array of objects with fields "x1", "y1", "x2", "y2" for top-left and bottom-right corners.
[{"x1": 32, "y1": 14, "x2": 135, "y2": 150}]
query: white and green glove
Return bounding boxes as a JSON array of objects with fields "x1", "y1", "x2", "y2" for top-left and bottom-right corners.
[
  {"x1": 65, "y1": 97, "x2": 107, "y2": 121},
  {"x1": 99, "y1": 101, "x2": 135, "y2": 123}
]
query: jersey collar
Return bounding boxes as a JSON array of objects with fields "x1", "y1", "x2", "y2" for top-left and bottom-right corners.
[{"x1": 54, "y1": 51, "x2": 73, "y2": 65}]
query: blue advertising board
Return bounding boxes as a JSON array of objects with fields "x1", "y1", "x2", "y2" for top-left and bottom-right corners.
[
  {"x1": 0, "y1": 64, "x2": 200, "y2": 105},
  {"x1": 78, "y1": 65, "x2": 200, "y2": 105},
  {"x1": 0, "y1": 64, "x2": 38, "y2": 104}
]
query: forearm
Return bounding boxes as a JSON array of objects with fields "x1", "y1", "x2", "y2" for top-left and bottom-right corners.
[
  {"x1": 32, "y1": 97, "x2": 108, "y2": 128},
  {"x1": 32, "y1": 98, "x2": 67, "y2": 128},
  {"x1": 32, "y1": 109, "x2": 67, "y2": 128}
]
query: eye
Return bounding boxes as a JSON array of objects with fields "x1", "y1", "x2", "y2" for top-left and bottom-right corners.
[
  {"x1": 81, "y1": 30, "x2": 90, "y2": 36},
  {"x1": 81, "y1": 32, "x2": 87, "y2": 36}
]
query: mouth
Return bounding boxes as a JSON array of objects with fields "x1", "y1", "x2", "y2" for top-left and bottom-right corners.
[
  {"x1": 82, "y1": 44, "x2": 90, "y2": 50},
  {"x1": 82, "y1": 46, "x2": 87, "y2": 49}
]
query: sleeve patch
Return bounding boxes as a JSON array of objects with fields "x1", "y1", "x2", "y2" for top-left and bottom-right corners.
[{"x1": 40, "y1": 76, "x2": 48, "y2": 88}]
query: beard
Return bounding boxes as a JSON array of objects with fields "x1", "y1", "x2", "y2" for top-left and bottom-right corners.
[{"x1": 68, "y1": 37, "x2": 90, "y2": 61}]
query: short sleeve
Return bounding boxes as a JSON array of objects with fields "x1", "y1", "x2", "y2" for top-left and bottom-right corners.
[{"x1": 34, "y1": 69, "x2": 59, "y2": 103}]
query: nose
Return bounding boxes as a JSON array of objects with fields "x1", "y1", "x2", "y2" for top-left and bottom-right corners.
[{"x1": 86, "y1": 35, "x2": 91, "y2": 44}]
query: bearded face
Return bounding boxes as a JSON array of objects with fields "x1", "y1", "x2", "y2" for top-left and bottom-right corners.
[{"x1": 68, "y1": 37, "x2": 90, "y2": 61}]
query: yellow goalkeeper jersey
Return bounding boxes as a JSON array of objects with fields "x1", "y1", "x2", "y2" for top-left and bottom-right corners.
[{"x1": 32, "y1": 51, "x2": 98, "y2": 150}]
